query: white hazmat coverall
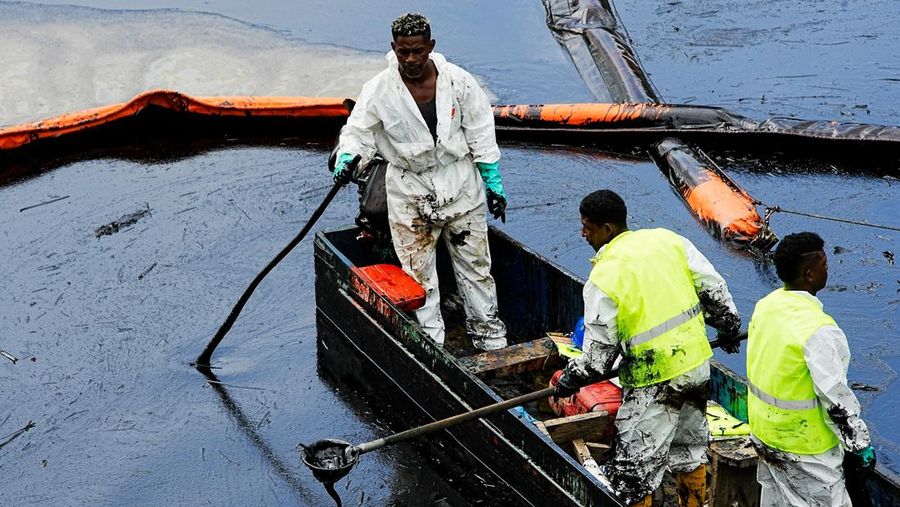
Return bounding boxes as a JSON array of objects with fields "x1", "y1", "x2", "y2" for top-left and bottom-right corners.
[
  {"x1": 338, "y1": 51, "x2": 507, "y2": 350},
  {"x1": 752, "y1": 292, "x2": 871, "y2": 507}
]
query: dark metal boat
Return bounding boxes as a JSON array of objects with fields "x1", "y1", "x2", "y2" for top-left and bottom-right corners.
[{"x1": 314, "y1": 224, "x2": 900, "y2": 506}]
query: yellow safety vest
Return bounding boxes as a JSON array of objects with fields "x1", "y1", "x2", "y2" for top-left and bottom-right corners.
[
  {"x1": 589, "y1": 229, "x2": 712, "y2": 388},
  {"x1": 747, "y1": 289, "x2": 840, "y2": 454}
]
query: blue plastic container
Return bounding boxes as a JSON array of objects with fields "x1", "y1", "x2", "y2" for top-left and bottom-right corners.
[{"x1": 571, "y1": 317, "x2": 585, "y2": 350}]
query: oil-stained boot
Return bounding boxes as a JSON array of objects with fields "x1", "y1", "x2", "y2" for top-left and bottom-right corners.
[
  {"x1": 629, "y1": 495, "x2": 652, "y2": 507},
  {"x1": 674, "y1": 464, "x2": 706, "y2": 507}
]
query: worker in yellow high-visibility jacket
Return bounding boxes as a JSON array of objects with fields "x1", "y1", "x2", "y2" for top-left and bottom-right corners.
[
  {"x1": 555, "y1": 189, "x2": 743, "y2": 506},
  {"x1": 748, "y1": 232, "x2": 875, "y2": 506}
]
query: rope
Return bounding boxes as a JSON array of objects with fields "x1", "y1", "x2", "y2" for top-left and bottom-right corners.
[
  {"x1": 695, "y1": 142, "x2": 896, "y2": 234},
  {"x1": 755, "y1": 201, "x2": 900, "y2": 233}
]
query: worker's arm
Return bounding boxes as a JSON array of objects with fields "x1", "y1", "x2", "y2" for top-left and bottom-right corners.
[
  {"x1": 336, "y1": 82, "x2": 381, "y2": 169},
  {"x1": 560, "y1": 281, "x2": 620, "y2": 390},
  {"x1": 682, "y1": 237, "x2": 741, "y2": 343},
  {"x1": 458, "y1": 70, "x2": 501, "y2": 166},
  {"x1": 456, "y1": 69, "x2": 506, "y2": 220},
  {"x1": 804, "y1": 326, "x2": 871, "y2": 452}
]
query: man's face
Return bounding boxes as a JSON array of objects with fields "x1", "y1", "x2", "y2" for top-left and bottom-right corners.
[
  {"x1": 391, "y1": 35, "x2": 435, "y2": 80},
  {"x1": 804, "y1": 250, "x2": 829, "y2": 292},
  {"x1": 581, "y1": 216, "x2": 611, "y2": 251}
]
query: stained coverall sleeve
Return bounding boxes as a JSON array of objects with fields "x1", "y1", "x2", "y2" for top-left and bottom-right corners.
[
  {"x1": 458, "y1": 72, "x2": 501, "y2": 165},
  {"x1": 337, "y1": 82, "x2": 381, "y2": 166},
  {"x1": 682, "y1": 237, "x2": 741, "y2": 335},
  {"x1": 566, "y1": 281, "x2": 620, "y2": 385},
  {"x1": 804, "y1": 326, "x2": 871, "y2": 452}
]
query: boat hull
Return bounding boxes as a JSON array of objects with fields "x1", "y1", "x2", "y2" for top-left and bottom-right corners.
[{"x1": 314, "y1": 227, "x2": 622, "y2": 506}]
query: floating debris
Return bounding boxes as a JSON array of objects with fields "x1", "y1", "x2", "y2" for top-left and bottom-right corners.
[
  {"x1": 0, "y1": 420, "x2": 35, "y2": 450},
  {"x1": 95, "y1": 205, "x2": 151, "y2": 238},
  {"x1": 0, "y1": 349, "x2": 17, "y2": 364},
  {"x1": 850, "y1": 382, "x2": 883, "y2": 392},
  {"x1": 138, "y1": 262, "x2": 157, "y2": 280},
  {"x1": 19, "y1": 195, "x2": 69, "y2": 212}
]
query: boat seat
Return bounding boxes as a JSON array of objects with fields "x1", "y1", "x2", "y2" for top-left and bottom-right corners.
[
  {"x1": 535, "y1": 411, "x2": 615, "y2": 445},
  {"x1": 458, "y1": 336, "x2": 562, "y2": 379}
]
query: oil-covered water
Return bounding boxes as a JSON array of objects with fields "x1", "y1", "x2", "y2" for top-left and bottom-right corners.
[{"x1": 1, "y1": 2, "x2": 897, "y2": 505}]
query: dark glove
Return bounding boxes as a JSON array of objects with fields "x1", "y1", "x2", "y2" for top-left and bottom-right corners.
[
  {"x1": 716, "y1": 329, "x2": 743, "y2": 354},
  {"x1": 553, "y1": 370, "x2": 581, "y2": 400},
  {"x1": 846, "y1": 445, "x2": 877, "y2": 476},
  {"x1": 486, "y1": 189, "x2": 507, "y2": 223}
]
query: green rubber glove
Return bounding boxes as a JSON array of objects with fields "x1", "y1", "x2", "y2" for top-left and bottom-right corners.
[
  {"x1": 475, "y1": 161, "x2": 507, "y2": 199},
  {"x1": 333, "y1": 152, "x2": 356, "y2": 185},
  {"x1": 476, "y1": 161, "x2": 507, "y2": 222}
]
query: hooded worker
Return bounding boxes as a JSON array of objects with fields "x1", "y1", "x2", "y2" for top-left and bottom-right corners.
[
  {"x1": 332, "y1": 13, "x2": 508, "y2": 351},
  {"x1": 555, "y1": 189, "x2": 743, "y2": 506},
  {"x1": 747, "y1": 232, "x2": 875, "y2": 506}
]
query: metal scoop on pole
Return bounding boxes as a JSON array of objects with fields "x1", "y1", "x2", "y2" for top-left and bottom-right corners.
[
  {"x1": 300, "y1": 332, "x2": 746, "y2": 492},
  {"x1": 299, "y1": 385, "x2": 558, "y2": 488}
]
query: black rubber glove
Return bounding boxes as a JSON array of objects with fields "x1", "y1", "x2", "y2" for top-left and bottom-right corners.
[
  {"x1": 716, "y1": 328, "x2": 742, "y2": 354},
  {"x1": 553, "y1": 370, "x2": 581, "y2": 400},
  {"x1": 486, "y1": 189, "x2": 507, "y2": 223}
]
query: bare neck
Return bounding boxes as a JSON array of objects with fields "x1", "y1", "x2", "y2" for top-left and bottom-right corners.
[{"x1": 401, "y1": 61, "x2": 437, "y2": 103}]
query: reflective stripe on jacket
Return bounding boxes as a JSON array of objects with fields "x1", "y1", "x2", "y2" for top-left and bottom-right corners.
[
  {"x1": 588, "y1": 229, "x2": 712, "y2": 387},
  {"x1": 747, "y1": 288, "x2": 840, "y2": 455}
]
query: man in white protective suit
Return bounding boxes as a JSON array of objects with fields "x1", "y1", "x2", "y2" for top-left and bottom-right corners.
[
  {"x1": 747, "y1": 232, "x2": 875, "y2": 507},
  {"x1": 331, "y1": 13, "x2": 509, "y2": 351}
]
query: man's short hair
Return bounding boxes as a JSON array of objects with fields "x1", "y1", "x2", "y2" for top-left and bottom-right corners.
[
  {"x1": 773, "y1": 232, "x2": 825, "y2": 282},
  {"x1": 580, "y1": 190, "x2": 627, "y2": 228},
  {"x1": 391, "y1": 13, "x2": 431, "y2": 40}
]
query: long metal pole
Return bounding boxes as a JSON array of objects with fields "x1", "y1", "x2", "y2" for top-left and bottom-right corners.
[
  {"x1": 353, "y1": 333, "x2": 745, "y2": 455},
  {"x1": 355, "y1": 386, "x2": 558, "y2": 454}
]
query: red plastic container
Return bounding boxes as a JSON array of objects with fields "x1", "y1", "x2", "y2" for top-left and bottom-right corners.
[
  {"x1": 548, "y1": 369, "x2": 623, "y2": 418},
  {"x1": 351, "y1": 264, "x2": 426, "y2": 311}
]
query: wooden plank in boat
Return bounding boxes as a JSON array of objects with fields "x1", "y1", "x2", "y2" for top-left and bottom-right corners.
[
  {"x1": 458, "y1": 336, "x2": 560, "y2": 378},
  {"x1": 572, "y1": 439, "x2": 611, "y2": 468},
  {"x1": 572, "y1": 438, "x2": 604, "y2": 478},
  {"x1": 571, "y1": 438, "x2": 619, "y2": 494},
  {"x1": 542, "y1": 411, "x2": 613, "y2": 445},
  {"x1": 585, "y1": 441, "x2": 612, "y2": 462}
]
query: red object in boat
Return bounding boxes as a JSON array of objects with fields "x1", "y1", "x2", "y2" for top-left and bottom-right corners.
[
  {"x1": 548, "y1": 369, "x2": 623, "y2": 418},
  {"x1": 351, "y1": 264, "x2": 425, "y2": 312}
]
